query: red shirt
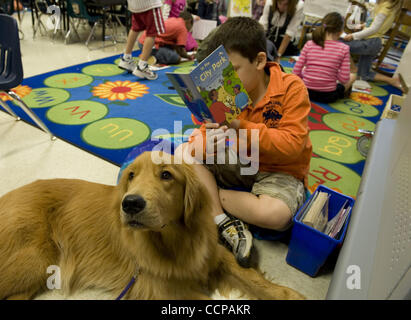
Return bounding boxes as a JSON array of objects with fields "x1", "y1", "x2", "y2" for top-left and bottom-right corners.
[
  {"x1": 139, "y1": 17, "x2": 188, "y2": 49},
  {"x1": 209, "y1": 101, "x2": 231, "y2": 124}
]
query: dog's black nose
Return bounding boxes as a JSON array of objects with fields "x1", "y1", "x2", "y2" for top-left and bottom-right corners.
[{"x1": 122, "y1": 195, "x2": 146, "y2": 215}]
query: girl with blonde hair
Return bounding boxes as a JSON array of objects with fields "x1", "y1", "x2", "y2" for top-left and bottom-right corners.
[{"x1": 343, "y1": 0, "x2": 403, "y2": 90}]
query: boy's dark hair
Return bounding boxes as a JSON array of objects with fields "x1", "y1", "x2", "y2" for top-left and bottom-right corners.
[
  {"x1": 179, "y1": 9, "x2": 193, "y2": 24},
  {"x1": 203, "y1": 17, "x2": 267, "y2": 63},
  {"x1": 312, "y1": 12, "x2": 344, "y2": 48}
]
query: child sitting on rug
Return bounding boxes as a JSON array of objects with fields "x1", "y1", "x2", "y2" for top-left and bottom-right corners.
[
  {"x1": 176, "y1": 17, "x2": 312, "y2": 267},
  {"x1": 161, "y1": 0, "x2": 199, "y2": 54},
  {"x1": 343, "y1": 0, "x2": 403, "y2": 91},
  {"x1": 138, "y1": 10, "x2": 195, "y2": 65},
  {"x1": 293, "y1": 12, "x2": 356, "y2": 103}
]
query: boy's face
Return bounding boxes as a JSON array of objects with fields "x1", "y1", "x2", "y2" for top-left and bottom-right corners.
[{"x1": 228, "y1": 51, "x2": 265, "y2": 99}]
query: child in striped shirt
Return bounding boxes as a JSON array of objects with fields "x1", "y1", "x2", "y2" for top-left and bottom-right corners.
[{"x1": 293, "y1": 12, "x2": 356, "y2": 103}]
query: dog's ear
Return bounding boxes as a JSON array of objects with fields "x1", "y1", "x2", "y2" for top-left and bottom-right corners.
[
  {"x1": 183, "y1": 165, "x2": 210, "y2": 228},
  {"x1": 113, "y1": 166, "x2": 132, "y2": 211}
]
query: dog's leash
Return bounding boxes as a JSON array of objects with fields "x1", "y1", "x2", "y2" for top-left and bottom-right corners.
[{"x1": 116, "y1": 267, "x2": 141, "y2": 300}]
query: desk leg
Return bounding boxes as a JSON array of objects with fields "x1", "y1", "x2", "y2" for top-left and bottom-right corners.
[
  {"x1": 30, "y1": 0, "x2": 35, "y2": 28},
  {"x1": 102, "y1": 10, "x2": 106, "y2": 42}
]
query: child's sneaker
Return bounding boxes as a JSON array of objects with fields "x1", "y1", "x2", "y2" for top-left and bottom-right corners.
[
  {"x1": 118, "y1": 57, "x2": 136, "y2": 73},
  {"x1": 218, "y1": 214, "x2": 253, "y2": 268},
  {"x1": 133, "y1": 63, "x2": 158, "y2": 80}
]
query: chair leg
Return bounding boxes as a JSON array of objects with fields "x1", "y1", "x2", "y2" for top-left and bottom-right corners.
[
  {"x1": 87, "y1": 18, "x2": 118, "y2": 50},
  {"x1": 64, "y1": 28, "x2": 71, "y2": 44},
  {"x1": 108, "y1": 16, "x2": 118, "y2": 45},
  {"x1": 85, "y1": 22, "x2": 99, "y2": 48},
  {"x1": 113, "y1": 14, "x2": 127, "y2": 43},
  {"x1": 33, "y1": 15, "x2": 48, "y2": 39},
  {"x1": 65, "y1": 19, "x2": 81, "y2": 44},
  {"x1": 6, "y1": 91, "x2": 56, "y2": 141},
  {"x1": 51, "y1": 16, "x2": 61, "y2": 42},
  {"x1": 0, "y1": 97, "x2": 21, "y2": 120}
]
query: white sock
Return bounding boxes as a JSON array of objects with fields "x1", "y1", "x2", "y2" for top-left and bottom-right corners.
[
  {"x1": 123, "y1": 53, "x2": 132, "y2": 60},
  {"x1": 138, "y1": 59, "x2": 148, "y2": 69},
  {"x1": 214, "y1": 213, "x2": 228, "y2": 225}
]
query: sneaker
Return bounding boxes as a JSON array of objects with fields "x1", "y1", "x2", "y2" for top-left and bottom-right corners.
[
  {"x1": 133, "y1": 63, "x2": 158, "y2": 80},
  {"x1": 118, "y1": 57, "x2": 136, "y2": 73},
  {"x1": 218, "y1": 215, "x2": 253, "y2": 268}
]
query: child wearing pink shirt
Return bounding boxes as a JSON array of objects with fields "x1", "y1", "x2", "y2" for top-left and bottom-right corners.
[
  {"x1": 293, "y1": 12, "x2": 356, "y2": 103},
  {"x1": 163, "y1": 0, "x2": 187, "y2": 18},
  {"x1": 163, "y1": 0, "x2": 198, "y2": 52}
]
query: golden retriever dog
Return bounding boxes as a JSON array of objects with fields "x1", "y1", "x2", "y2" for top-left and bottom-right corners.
[{"x1": 0, "y1": 151, "x2": 304, "y2": 300}]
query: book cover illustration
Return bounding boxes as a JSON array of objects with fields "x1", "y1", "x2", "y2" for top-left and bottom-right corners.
[{"x1": 166, "y1": 45, "x2": 251, "y2": 125}]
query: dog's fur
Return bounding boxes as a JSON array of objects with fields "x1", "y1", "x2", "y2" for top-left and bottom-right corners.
[{"x1": 0, "y1": 151, "x2": 304, "y2": 300}]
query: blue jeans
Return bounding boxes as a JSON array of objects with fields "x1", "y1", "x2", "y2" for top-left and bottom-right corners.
[
  {"x1": 197, "y1": 0, "x2": 215, "y2": 19},
  {"x1": 344, "y1": 37, "x2": 382, "y2": 81},
  {"x1": 153, "y1": 46, "x2": 180, "y2": 65},
  {"x1": 137, "y1": 42, "x2": 180, "y2": 65}
]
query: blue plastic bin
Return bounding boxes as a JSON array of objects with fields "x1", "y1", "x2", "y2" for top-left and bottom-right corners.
[{"x1": 286, "y1": 185, "x2": 354, "y2": 277}]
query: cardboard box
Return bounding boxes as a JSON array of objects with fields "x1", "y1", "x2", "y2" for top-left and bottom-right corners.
[{"x1": 381, "y1": 94, "x2": 405, "y2": 119}]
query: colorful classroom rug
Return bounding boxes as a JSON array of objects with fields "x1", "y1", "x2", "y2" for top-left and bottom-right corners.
[
  {"x1": 0, "y1": 53, "x2": 197, "y2": 166},
  {"x1": 281, "y1": 58, "x2": 402, "y2": 198},
  {"x1": 0, "y1": 53, "x2": 402, "y2": 199}
]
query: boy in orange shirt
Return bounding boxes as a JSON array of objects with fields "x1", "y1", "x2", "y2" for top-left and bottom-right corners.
[{"x1": 178, "y1": 17, "x2": 312, "y2": 267}]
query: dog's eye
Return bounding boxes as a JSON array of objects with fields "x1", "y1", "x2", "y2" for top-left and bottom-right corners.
[
  {"x1": 128, "y1": 172, "x2": 134, "y2": 181},
  {"x1": 161, "y1": 171, "x2": 173, "y2": 180}
]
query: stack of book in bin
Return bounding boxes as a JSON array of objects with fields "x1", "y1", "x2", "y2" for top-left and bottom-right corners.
[{"x1": 298, "y1": 190, "x2": 352, "y2": 239}]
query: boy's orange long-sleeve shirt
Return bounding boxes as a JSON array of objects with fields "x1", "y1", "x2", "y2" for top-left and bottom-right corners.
[{"x1": 191, "y1": 62, "x2": 312, "y2": 185}]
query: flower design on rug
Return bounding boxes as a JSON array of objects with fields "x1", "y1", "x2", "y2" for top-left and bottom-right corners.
[
  {"x1": 0, "y1": 85, "x2": 32, "y2": 101},
  {"x1": 92, "y1": 80, "x2": 149, "y2": 101},
  {"x1": 349, "y1": 92, "x2": 383, "y2": 106}
]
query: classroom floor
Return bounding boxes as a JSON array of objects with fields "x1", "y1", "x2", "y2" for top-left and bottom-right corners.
[{"x1": 0, "y1": 15, "x2": 332, "y2": 300}]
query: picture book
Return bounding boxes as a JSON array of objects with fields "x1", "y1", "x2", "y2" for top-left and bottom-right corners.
[
  {"x1": 301, "y1": 191, "x2": 330, "y2": 232},
  {"x1": 324, "y1": 200, "x2": 351, "y2": 239},
  {"x1": 299, "y1": 189, "x2": 352, "y2": 238},
  {"x1": 166, "y1": 45, "x2": 251, "y2": 125},
  {"x1": 192, "y1": 19, "x2": 217, "y2": 40}
]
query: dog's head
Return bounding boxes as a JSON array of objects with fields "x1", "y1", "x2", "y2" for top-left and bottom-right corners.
[{"x1": 117, "y1": 151, "x2": 207, "y2": 232}]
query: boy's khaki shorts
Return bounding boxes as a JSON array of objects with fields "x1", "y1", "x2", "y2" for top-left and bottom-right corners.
[{"x1": 204, "y1": 157, "x2": 306, "y2": 217}]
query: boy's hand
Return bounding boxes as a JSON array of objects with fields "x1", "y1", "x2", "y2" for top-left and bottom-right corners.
[
  {"x1": 205, "y1": 123, "x2": 228, "y2": 155},
  {"x1": 344, "y1": 34, "x2": 354, "y2": 42},
  {"x1": 228, "y1": 119, "x2": 241, "y2": 130}
]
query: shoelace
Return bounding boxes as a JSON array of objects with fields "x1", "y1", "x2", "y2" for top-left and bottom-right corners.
[
  {"x1": 218, "y1": 218, "x2": 247, "y2": 249},
  {"x1": 138, "y1": 64, "x2": 155, "y2": 76}
]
